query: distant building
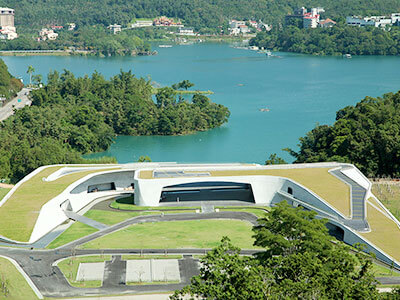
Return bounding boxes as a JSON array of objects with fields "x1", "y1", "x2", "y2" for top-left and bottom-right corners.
[
  {"x1": 51, "y1": 25, "x2": 63, "y2": 31},
  {"x1": 153, "y1": 16, "x2": 183, "y2": 27},
  {"x1": 131, "y1": 20, "x2": 153, "y2": 28},
  {"x1": 178, "y1": 27, "x2": 195, "y2": 36},
  {"x1": 108, "y1": 24, "x2": 122, "y2": 34},
  {"x1": 0, "y1": 8, "x2": 17, "y2": 40},
  {"x1": 39, "y1": 28, "x2": 58, "y2": 41},
  {"x1": 347, "y1": 13, "x2": 400, "y2": 28},
  {"x1": 228, "y1": 20, "x2": 253, "y2": 35},
  {"x1": 286, "y1": 7, "x2": 325, "y2": 29},
  {"x1": 238, "y1": 24, "x2": 250, "y2": 34},
  {"x1": 249, "y1": 20, "x2": 258, "y2": 28},
  {"x1": 0, "y1": 27, "x2": 17, "y2": 40},
  {"x1": 67, "y1": 23, "x2": 76, "y2": 31},
  {"x1": 319, "y1": 18, "x2": 336, "y2": 28},
  {"x1": 0, "y1": 7, "x2": 15, "y2": 27},
  {"x1": 229, "y1": 20, "x2": 246, "y2": 29}
]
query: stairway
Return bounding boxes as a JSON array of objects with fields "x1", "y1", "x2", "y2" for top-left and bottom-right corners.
[{"x1": 330, "y1": 168, "x2": 369, "y2": 231}]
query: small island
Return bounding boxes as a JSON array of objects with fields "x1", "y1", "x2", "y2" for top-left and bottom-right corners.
[{"x1": 0, "y1": 63, "x2": 230, "y2": 183}]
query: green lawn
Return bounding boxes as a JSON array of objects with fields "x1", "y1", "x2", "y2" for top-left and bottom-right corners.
[
  {"x1": 372, "y1": 182, "x2": 400, "y2": 220},
  {"x1": 0, "y1": 188, "x2": 11, "y2": 201},
  {"x1": 47, "y1": 222, "x2": 98, "y2": 249},
  {"x1": 81, "y1": 219, "x2": 258, "y2": 250},
  {"x1": 372, "y1": 263, "x2": 400, "y2": 277},
  {"x1": 0, "y1": 166, "x2": 119, "y2": 242},
  {"x1": 46, "y1": 206, "x2": 267, "y2": 249},
  {"x1": 57, "y1": 255, "x2": 111, "y2": 288},
  {"x1": 0, "y1": 257, "x2": 39, "y2": 299}
]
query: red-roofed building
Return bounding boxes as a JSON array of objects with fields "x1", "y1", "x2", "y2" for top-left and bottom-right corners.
[{"x1": 319, "y1": 18, "x2": 336, "y2": 28}]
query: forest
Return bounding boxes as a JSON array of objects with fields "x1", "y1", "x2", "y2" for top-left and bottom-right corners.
[
  {"x1": 285, "y1": 90, "x2": 400, "y2": 178},
  {"x1": 0, "y1": 26, "x2": 153, "y2": 56},
  {"x1": 250, "y1": 25, "x2": 400, "y2": 56},
  {"x1": 1, "y1": 0, "x2": 400, "y2": 31},
  {"x1": 0, "y1": 59, "x2": 23, "y2": 100},
  {"x1": 0, "y1": 64, "x2": 230, "y2": 183}
]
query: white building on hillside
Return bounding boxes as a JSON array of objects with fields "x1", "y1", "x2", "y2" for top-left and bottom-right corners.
[
  {"x1": 39, "y1": 28, "x2": 58, "y2": 41},
  {"x1": 0, "y1": 8, "x2": 17, "y2": 39},
  {"x1": 131, "y1": 20, "x2": 153, "y2": 28},
  {"x1": 177, "y1": 27, "x2": 195, "y2": 35},
  {"x1": 108, "y1": 24, "x2": 122, "y2": 34}
]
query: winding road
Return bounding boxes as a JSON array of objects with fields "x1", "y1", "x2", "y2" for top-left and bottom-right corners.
[{"x1": 0, "y1": 87, "x2": 31, "y2": 121}]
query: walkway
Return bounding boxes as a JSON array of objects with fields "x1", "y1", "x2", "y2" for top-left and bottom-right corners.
[
  {"x1": 330, "y1": 168, "x2": 369, "y2": 231},
  {"x1": 64, "y1": 210, "x2": 108, "y2": 230}
]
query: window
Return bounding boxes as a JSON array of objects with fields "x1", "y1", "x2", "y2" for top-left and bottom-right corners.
[{"x1": 287, "y1": 187, "x2": 293, "y2": 195}]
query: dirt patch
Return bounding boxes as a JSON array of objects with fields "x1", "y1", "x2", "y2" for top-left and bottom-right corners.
[{"x1": 0, "y1": 183, "x2": 14, "y2": 189}]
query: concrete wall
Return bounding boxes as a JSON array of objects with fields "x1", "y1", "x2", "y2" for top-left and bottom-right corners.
[
  {"x1": 70, "y1": 171, "x2": 135, "y2": 194},
  {"x1": 134, "y1": 175, "x2": 286, "y2": 206}
]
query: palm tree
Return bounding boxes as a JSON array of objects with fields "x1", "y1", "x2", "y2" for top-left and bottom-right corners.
[{"x1": 27, "y1": 65, "x2": 35, "y2": 87}]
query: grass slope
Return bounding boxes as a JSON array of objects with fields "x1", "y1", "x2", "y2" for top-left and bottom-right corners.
[
  {"x1": 81, "y1": 219, "x2": 257, "y2": 250},
  {"x1": 47, "y1": 222, "x2": 98, "y2": 249},
  {"x1": 0, "y1": 257, "x2": 39, "y2": 300},
  {"x1": 372, "y1": 182, "x2": 400, "y2": 220},
  {"x1": 0, "y1": 166, "x2": 119, "y2": 242},
  {"x1": 361, "y1": 203, "x2": 400, "y2": 262},
  {"x1": 57, "y1": 255, "x2": 111, "y2": 288},
  {"x1": 0, "y1": 188, "x2": 10, "y2": 201}
]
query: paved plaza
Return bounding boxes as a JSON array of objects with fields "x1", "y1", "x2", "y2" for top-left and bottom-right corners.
[
  {"x1": 126, "y1": 259, "x2": 181, "y2": 283},
  {"x1": 77, "y1": 262, "x2": 105, "y2": 281}
]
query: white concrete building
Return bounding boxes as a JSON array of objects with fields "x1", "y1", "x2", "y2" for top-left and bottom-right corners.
[
  {"x1": 0, "y1": 8, "x2": 17, "y2": 39},
  {"x1": 39, "y1": 28, "x2": 58, "y2": 41},
  {"x1": 1, "y1": 162, "x2": 400, "y2": 269},
  {"x1": 177, "y1": 27, "x2": 195, "y2": 36},
  {"x1": 108, "y1": 24, "x2": 122, "y2": 34},
  {"x1": 0, "y1": 7, "x2": 15, "y2": 28},
  {"x1": 131, "y1": 20, "x2": 153, "y2": 28}
]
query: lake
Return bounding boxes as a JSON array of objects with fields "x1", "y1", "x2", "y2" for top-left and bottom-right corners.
[{"x1": 2, "y1": 43, "x2": 400, "y2": 164}]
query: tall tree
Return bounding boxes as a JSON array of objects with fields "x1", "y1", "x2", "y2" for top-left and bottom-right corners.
[{"x1": 26, "y1": 65, "x2": 35, "y2": 87}]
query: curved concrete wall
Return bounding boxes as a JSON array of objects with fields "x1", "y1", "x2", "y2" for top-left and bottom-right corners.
[
  {"x1": 133, "y1": 175, "x2": 286, "y2": 207},
  {"x1": 70, "y1": 171, "x2": 135, "y2": 194}
]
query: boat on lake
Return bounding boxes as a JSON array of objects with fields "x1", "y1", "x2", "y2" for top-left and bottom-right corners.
[
  {"x1": 266, "y1": 50, "x2": 272, "y2": 57},
  {"x1": 343, "y1": 54, "x2": 352, "y2": 58},
  {"x1": 159, "y1": 45, "x2": 173, "y2": 48},
  {"x1": 259, "y1": 107, "x2": 270, "y2": 112}
]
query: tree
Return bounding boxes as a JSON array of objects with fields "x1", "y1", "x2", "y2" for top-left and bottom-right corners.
[
  {"x1": 265, "y1": 153, "x2": 287, "y2": 165},
  {"x1": 156, "y1": 87, "x2": 176, "y2": 109},
  {"x1": 26, "y1": 65, "x2": 35, "y2": 87},
  {"x1": 32, "y1": 74, "x2": 43, "y2": 86},
  {"x1": 172, "y1": 80, "x2": 195, "y2": 90},
  {"x1": 172, "y1": 202, "x2": 379, "y2": 299},
  {"x1": 253, "y1": 201, "x2": 378, "y2": 299},
  {"x1": 137, "y1": 155, "x2": 151, "y2": 162},
  {"x1": 170, "y1": 237, "x2": 272, "y2": 300}
]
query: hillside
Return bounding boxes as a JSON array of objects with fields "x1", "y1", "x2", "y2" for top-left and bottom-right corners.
[
  {"x1": 1, "y1": 0, "x2": 400, "y2": 31},
  {"x1": 286, "y1": 90, "x2": 400, "y2": 178},
  {"x1": 0, "y1": 59, "x2": 22, "y2": 100}
]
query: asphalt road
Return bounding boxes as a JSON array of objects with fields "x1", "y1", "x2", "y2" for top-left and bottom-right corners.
[
  {"x1": 0, "y1": 211, "x2": 259, "y2": 298},
  {"x1": 0, "y1": 87, "x2": 31, "y2": 121},
  {"x1": 0, "y1": 210, "x2": 397, "y2": 298}
]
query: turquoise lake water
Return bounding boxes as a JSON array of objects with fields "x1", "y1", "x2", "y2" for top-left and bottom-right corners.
[{"x1": 2, "y1": 43, "x2": 400, "y2": 164}]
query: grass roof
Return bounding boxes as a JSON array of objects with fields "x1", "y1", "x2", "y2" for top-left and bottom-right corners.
[
  {"x1": 0, "y1": 166, "x2": 119, "y2": 242},
  {"x1": 139, "y1": 167, "x2": 351, "y2": 217}
]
